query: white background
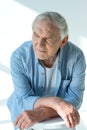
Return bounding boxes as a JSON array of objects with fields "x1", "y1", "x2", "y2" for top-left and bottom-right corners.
[{"x1": 0, "y1": 0, "x2": 87, "y2": 129}]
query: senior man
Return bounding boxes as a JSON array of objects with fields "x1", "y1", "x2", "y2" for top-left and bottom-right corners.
[{"x1": 7, "y1": 11, "x2": 86, "y2": 130}]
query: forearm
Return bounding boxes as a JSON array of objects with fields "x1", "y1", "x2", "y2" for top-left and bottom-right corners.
[
  {"x1": 14, "y1": 96, "x2": 80, "y2": 129},
  {"x1": 34, "y1": 97, "x2": 60, "y2": 122},
  {"x1": 34, "y1": 106, "x2": 58, "y2": 122},
  {"x1": 34, "y1": 96, "x2": 61, "y2": 111},
  {"x1": 14, "y1": 106, "x2": 58, "y2": 129},
  {"x1": 34, "y1": 97, "x2": 80, "y2": 128}
]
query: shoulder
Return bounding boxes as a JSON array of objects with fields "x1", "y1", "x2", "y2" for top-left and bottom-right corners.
[
  {"x1": 63, "y1": 41, "x2": 85, "y2": 58},
  {"x1": 12, "y1": 41, "x2": 33, "y2": 54},
  {"x1": 10, "y1": 41, "x2": 36, "y2": 73},
  {"x1": 60, "y1": 41, "x2": 86, "y2": 69},
  {"x1": 11, "y1": 41, "x2": 34, "y2": 59}
]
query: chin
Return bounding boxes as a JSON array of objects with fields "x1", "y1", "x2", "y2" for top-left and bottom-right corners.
[
  {"x1": 35, "y1": 52, "x2": 47, "y2": 60},
  {"x1": 37, "y1": 56, "x2": 46, "y2": 60},
  {"x1": 36, "y1": 55, "x2": 47, "y2": 60}
]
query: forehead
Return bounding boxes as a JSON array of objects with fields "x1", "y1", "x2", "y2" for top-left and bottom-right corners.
[{"x1": 33, "y1": 19, "x2": 60, "y2": 35}]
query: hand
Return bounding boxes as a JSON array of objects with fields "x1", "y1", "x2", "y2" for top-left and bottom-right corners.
[
  {"x1": 54, "y1": 98, "x2": 80, "y2": 128},
  {"x1": 34, "y1": 96, "x2": 80, "y2": 128},
  {"x1": 14, "y1": 107, "x2": 58, "y2": 129},
  {"x1": 14, "y1": 110, "x2": 39, "y2": 129}
]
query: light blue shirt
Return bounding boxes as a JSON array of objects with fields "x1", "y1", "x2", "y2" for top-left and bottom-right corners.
[{"x1": 7, "y1": 41, "x2": 86, "y2": 127}]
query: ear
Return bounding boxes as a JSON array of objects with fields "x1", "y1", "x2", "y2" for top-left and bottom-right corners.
[{"x1": 60, "y1": 35, "x2": 68, "y2": 48}]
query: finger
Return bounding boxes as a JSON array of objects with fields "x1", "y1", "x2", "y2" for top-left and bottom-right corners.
[
  {"x1": 20, "y1": 119, "x2": 33, "y2": 129},
  {"x1": 63, "y1": 112, "x2": 75, "y2": 128},
  {"x1": 69, "y1": 111, "x2": 80, "y2": 128},
  {"x1": 20, "y1": 120, "x2": 28, "y2": 129},
  {"x1": 64, "y1": 115, "x2": 71, "y2": 128},
  {"x1": 74, "y1": 111, "x2": 80, "y2": 124},
  {"x1": 69, "y1": 114, "x2": 76, "y2": 128},
  {"x1": 25, "y1": 123, "x2": 31, "y2": 129},
  {"x1": 14, "y1": 114, "x2": 23, "y2": 126},
  {"x1": 16, "y1": 117, "x2": 26, "y2": 129},
  {"x1": 67, "y1": 107, "x2": 79, "y2": 127}
]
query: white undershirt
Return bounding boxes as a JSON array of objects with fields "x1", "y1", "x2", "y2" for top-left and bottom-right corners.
[{"x1": 42, "y1": 55, "x2": 58, "y2": 97}]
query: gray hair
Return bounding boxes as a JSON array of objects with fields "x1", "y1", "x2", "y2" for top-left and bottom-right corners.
[{"x1": 32, "y1": 11, "x2": 69, "y2": 40}]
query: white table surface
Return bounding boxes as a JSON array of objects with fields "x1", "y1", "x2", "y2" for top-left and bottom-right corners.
[{"x1": 31, "y1": 117, "x2": 69, "y2": 130}]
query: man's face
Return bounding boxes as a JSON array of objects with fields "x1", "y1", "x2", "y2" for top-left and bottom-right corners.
[{"x1": 32, "y1": 19, "x2": 62, "y2": 60}]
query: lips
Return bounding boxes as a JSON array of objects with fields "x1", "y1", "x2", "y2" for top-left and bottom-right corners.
[{"x1": 37, "y1": 49, "x2": 46, "y2": 52}]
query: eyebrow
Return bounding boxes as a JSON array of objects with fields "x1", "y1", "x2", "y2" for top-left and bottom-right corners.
[
  {"x1": 33, "y1": 32, "x2": 40, "y2": 36},
  {"x1": 33, "y1": 31, "x2": 55, "y2": 39}
]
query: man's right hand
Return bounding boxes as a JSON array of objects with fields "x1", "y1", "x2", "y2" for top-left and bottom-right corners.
[{"x1": 14, "y1": 107, "x2": 58, "y2": 129}]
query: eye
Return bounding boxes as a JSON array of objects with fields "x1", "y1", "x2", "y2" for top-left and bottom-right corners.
[
  {"x1": 33, "y1": 32, "x2": 39, "y2": 38},
  {"x1": 46, "y1": 38, "x2": 53, "y2": 43}
]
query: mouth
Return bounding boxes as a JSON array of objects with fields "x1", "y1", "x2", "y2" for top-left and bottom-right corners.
[{"x1": 37, "y1": 49, "x2": 46, "y2": 53}]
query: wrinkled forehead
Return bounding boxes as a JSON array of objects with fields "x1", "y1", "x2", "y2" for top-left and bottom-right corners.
[
  {"x1": 33, "y1": 19, "x2": 60, "y2": 33},
  {"x1": 32, "y1": 19, "x2": 61, "y2": 39}
]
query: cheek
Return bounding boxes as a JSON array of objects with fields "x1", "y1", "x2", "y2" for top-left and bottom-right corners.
[
  {"x1": 48, "y1": 45, "x2": 60, "y2": 56},
  {"x1": 32, "y1": 38, "x2": 37, "y2": 48},
  {"x1": 32, "y1": 37, "x2": 41, "y2": 49},
  {"x1": 32, "y1": 37, "x2": 36, "y2": 44},
  {"x1": 32, "y1": 35, "x2": 38, "y2": 43},
  {"x1": 46, "y1": 47, "x2": 55, "y2": 56}
]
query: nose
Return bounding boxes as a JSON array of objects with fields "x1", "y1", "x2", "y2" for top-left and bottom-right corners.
[{"x1": 38, "y1": 38, "x2": 46, "y2": 47}]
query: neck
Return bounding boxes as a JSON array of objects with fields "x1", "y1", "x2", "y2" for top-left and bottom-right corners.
[{"x1": 40, "y1": 54, "x2": 57, "y2": 68}]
